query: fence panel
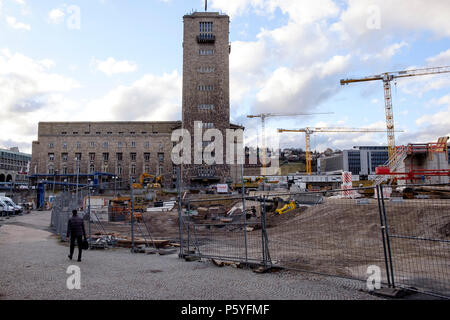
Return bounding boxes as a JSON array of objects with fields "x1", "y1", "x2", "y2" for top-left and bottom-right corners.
[
  {"x1": 181, "y1": 197, "x2": 266, "y2": 265},
  {"x1": 381, "y1": 185, "x2": 450, "y2": 297},
  {"x1": 265, "y1": 187, "x2": 389, "y2": 284}
]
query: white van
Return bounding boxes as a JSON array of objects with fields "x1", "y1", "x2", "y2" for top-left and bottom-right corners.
[
  {"x1": 0, "y1": 197, "x2": 22, "y2": 214},
  {"x1": 0, "y1": 199, "x2": 15, "y2": 217}
]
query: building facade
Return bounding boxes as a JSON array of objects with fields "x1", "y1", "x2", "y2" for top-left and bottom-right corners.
[
  {"x1": 31, "y1": 122, "x2": 180, "y2": 188},
  {"x1": 318, "y1": 146, "x2": 389, "y2": 176},
  {"x1": 0, "y1": 147, "x2": 31, "y2": 184},
  {"x1": 30, "y1": 10, "x2": 241, "y2": 189}
]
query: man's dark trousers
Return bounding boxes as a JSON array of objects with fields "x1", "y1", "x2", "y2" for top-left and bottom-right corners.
[{"x1": 69, "y1": 235, "x2": 83, "y2": 260}]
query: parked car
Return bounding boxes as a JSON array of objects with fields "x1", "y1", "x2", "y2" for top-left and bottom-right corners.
[
  {"x1": 0, "y1": 199, "x2": 15, "y2": 217},
  {"x1": 0, "y1": 201, "x2": 7, "y2": 217},
  {"x1": 0, "y1": 197, "x2": 22, "y2": 215}
]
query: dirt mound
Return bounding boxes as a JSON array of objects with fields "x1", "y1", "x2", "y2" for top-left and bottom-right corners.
[{"x1": 265, "y1": 206, "x2": 308, "y2": 228}]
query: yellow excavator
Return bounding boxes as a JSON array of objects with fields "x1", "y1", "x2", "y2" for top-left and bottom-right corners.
[
  {"x1": 275, "y1": 200, "x2": 297, "y2": 215},
  {"x1": 132, "y1": 173, "x2": 162, "y2": 190}
]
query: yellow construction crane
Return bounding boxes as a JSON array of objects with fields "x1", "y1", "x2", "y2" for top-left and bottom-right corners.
[
  {"x1": 247, "y1": 112, "x2": 333, "y2": 175},
  {"x1": 340, "y1": 66, "x2": 450, "y2": 164},
  {"x1": 278, "y1": 127, "x2": 402, "y2": 175}
]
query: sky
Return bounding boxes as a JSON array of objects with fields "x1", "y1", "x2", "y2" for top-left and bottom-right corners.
[{"x1": 0, "y1": 0, "x2": 449, "y2": 154}]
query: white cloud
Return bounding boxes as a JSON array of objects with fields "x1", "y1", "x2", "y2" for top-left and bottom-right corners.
[
  {"x1": 48, "y1": 8, "x2": 65, "y2": 24},
  {"x1": 210, "y1": 0, "x2": 267, "y2": 17},
  {"x1": 426, "y1": 49, "x2": 450, "y2": 66},
  {"x1": 92, "y1": 57, "x2": 138, "y2": 76},
  {"x1": 255, "y1": 55, "x2": 351, "y2": 114},
  {"x1": 0, "y1": 50, "x2": 182, "y2": 153},
  {"x1": 0, "y1": 50, "x2": 81, "y2": 151},
  {"x1": 86, "y1": 70, "x2": 181, "y2": 121},
  {"x1": 6, "y1": 16, "x2": 30, "y2": 30}
]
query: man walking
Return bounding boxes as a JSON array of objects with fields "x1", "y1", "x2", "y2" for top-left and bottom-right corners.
[{"x1": 66, "y1": 209, "x2": 86, "y2": 262}]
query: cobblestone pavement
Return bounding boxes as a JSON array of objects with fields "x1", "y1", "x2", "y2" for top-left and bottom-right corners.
[{"x1": 0, "y1": 211, "x2": 381, "y2": 300}]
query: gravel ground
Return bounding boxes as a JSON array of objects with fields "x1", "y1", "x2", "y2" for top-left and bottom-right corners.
[{"x1": 0, "y1": 211, "x2": 381, "y2": 300}]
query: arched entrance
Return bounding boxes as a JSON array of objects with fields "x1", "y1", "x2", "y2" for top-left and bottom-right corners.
[
  {"x1": 0, "y1": 174, "x2": 5, "y2": 182},
  {"x1": 6, "y1": 174, "x2": 13, "y2": 182}
]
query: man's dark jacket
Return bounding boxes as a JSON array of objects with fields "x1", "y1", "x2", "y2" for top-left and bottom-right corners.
[{"x1": 67, "y1": 215, "x2": 86, "y2": 238}]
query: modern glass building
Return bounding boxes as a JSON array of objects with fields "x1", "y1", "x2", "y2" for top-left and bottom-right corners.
[
  {"x1": 343, "y1": 146, "x2": 389, "y2": 176},
  {"x1": 319, "y1": 146, "x2": 389, "y2": 176}
]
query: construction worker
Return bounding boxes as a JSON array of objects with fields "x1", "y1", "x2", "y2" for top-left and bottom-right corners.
[{"x1": 66, "y1": 209, "x2": 86, "y2": 262}]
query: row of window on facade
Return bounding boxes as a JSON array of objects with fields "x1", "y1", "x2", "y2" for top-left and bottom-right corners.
[
  {"x1": 47, "y1": 164, "x2": 165, "y2": 176},
  {"x1": 0, "y1": 152, "x2": 30, "y2": 161},
  {"x1": 197, "y1": 166, "x2": 216, "y2": 177},
  {"x1": 49, "y1": 141, "x2": 164, "y2": 150},
  {"x1": 0, "y1": 159, "x2": 29, "y2": 166},
  {"x1": 0, "y1": 164, "x2": 28, "y2": 172},
  {"x1": 48, "y1": 152, "x2": 165, "y2": 163},
  {"x1": 60, "y1": 131, "x2": 161, "y2": 136}
]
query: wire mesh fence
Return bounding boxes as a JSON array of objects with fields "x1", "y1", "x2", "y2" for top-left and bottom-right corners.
[
  {"x1": 50, "y1": 179, "x2": 181, "y2": 250},
  {"x1": 178, "y1": 183, "x2": 450, "y2": 298},
  {"x1": 181, "y1": 196, "x2": 266, "y2": 265},
  {"x1": 379, "y1": 184, "x2": 450, "y2": 298},
  {"x1": 47, "y1": 174, "x2": 450, "y2": 298},
  {"x1": 263, "y1": 187, "x2": 388, "y2": 283}
]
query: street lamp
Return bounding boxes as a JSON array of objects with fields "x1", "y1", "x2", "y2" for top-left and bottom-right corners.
[
  {"x1": 114, "y1": 175, "x2": 118, "y2": 197},
  {"x1": 74, "y1": 157, "x2": 80, "y2": 205},
  {"x1": 53, "y1": 169, "x2": 58, "y2": 194}
]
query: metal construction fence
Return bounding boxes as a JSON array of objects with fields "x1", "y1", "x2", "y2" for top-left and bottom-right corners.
[
  {"x1": 50, "y1": 180, "x2": 180, "y2": 250},
  {"x1": 180, "y1": 184, "x2": 450, "y2": 298},
  {"x1": 48, "y1": 178, "x2": 450, "y2": 298}
]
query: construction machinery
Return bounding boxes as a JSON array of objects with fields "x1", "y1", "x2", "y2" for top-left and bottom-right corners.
[
  {"x1": 247, "y1": 112, "x2": 333, "y2": 175},
  {"x1": 275, "y1": 200, "x2": 297, "y2": 215},
  {"x1": 340, "y1": 66, "x2": 450, "y2": 165},
  {"x1": 109, "y1": 195, "x2": 148, "y2": 222},
  {"x1": 109, "y1": 197, "x2": 131, "y2": 222},
  {"x1": 278, "y1": 127, "x2": 402, "y2": 175},
  {"x1": 132, "y1": 173, "x2": 162, "y2": 190}
]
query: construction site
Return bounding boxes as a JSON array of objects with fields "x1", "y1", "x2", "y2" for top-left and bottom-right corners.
[{"x1": 1, "y1": 4, "x2": 450, "y2": 302}]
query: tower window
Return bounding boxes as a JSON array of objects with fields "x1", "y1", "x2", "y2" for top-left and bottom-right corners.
[
  {"x1": 199, "y1": 49, "x2": 215, "y2": 55},
  {"x1": 200, "y1": 123, "x2": 214, "y2": 129},
  {"x1": 200, "y1": 22, "x2": 213, "y2": 33},
  {"x1": 198, "y1": 85, "x2": 213, "y2": 91},
  {"x1": 198, "y1": 104, "x2": 214, "y2": 111},
  {"x1": 198, "y1": 67, "x2": 215, "y2": 73}
]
